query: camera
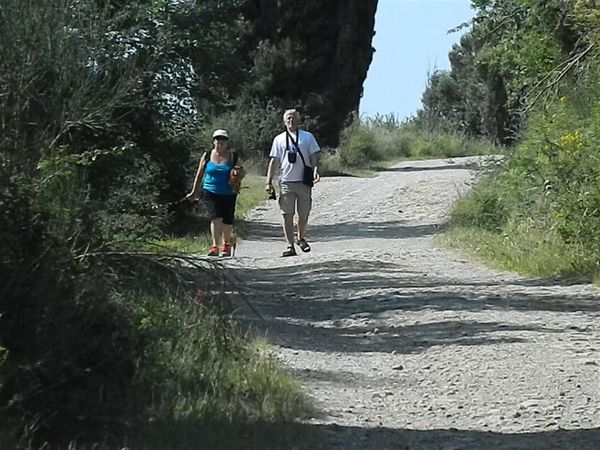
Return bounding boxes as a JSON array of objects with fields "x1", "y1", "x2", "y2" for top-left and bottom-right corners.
[{"x1": 287, "y1": 152, "x2": 297, "y2": 164}]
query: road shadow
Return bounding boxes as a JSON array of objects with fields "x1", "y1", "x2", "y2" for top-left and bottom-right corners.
[
  {"x1": 242, "y1": 220, "x2": 441, "y2": 242},
  {"x1": 309, "y1": 221, "x2": 440, "y2": 241},
  {"x1": 303, "y1": 423, "x2": 600, "y2": 450},
  {"x1": 129, "y1": 419, "x2": 600, "y2": 449},
  {"x1": 237, "y1": 219, "x2": 283, "y2": 242},
  {"x1": 227, "y1": 257, "x2": 600, "y2": 354},
  {"x1": 254, "y1": 318, "x2": 538, "y2": 354}
]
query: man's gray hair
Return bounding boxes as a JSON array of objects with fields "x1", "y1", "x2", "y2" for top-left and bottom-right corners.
[{"x1": 283, "y1": 109, "x2": 300, "y2": 120}]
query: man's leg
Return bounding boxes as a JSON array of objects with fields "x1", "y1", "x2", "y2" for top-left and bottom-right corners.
[
  {"x1": 297, "y1": 214, "x2": 309, "y2": 241},
  {"x1": 279, "y1": 183, "x2": 296, "y2": 246},
  {"x1": 282, "y1": 214, "x2": 295, "y2": 247},
  {"x1": 295, "y1": 184, "x2": 312, "y2": 250}
]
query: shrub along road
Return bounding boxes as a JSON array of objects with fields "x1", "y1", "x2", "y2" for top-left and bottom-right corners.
[{"x1": 229, "y1": 156, "x2": 600, "y2": 450}]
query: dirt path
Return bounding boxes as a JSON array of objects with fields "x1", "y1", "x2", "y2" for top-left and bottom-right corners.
[{"x1": 228, "y1": 156, "x2": 600, "y2": 450}]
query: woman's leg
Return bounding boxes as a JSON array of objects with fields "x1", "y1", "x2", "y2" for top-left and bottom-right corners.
[
  {"x1": 221, "y1": 195, "x2": 236, "y2": 245},
  {"x1": 222, "y1": 223, "x2": 233, "y2": 244},
  {"x1": 210, "y1": 218, "x2": 223, "y2": 246}
]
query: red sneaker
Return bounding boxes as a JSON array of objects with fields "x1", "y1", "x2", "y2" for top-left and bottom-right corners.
[
  {"x1": 207, "y1": 245, "x2": 219, "y2": 256},
  {"x1": 220, "y1": 243, "x2": 232, "y2": 257}
]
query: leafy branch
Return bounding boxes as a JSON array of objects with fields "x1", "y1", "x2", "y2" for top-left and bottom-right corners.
[{"x1": 525, "y1": 42, "x2": 596, "y2": 112}]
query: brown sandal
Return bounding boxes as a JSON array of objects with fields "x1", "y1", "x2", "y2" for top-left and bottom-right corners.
[
  {"x1": 282, "y1": 246, "x2": 297, "y2": 257},
  {"x1": 296, "y1": 239, "x2": 311, "y2": 253}
]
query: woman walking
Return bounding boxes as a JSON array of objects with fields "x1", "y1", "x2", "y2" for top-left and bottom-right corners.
[{"x1": 186, "y1": 129, "x2": 244, "y2": 257}]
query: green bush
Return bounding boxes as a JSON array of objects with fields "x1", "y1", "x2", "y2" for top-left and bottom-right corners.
[
  {"x1": 451, "y1": 177, "x2": 509, "y2": 231},
  {"x1": 335, "y1": 115, "x2": 497, "y2": 171},
  {"x1": 412, "y1": 132, "x2": 495, "y2": 158},
  {"x1": 0, "y1": 184, "x2": 144, "y2": 444},
  {"x1": 369, "y1": 128, "x2": 414, "y2": 159},
  {"x1": 529, "y1": 102, "x2": 600, "y2": 253},
  {"x1": 1, "y1": 237, "x2": 311, "y2": 447},
  {"x1": 338, "y1": 122, "x2": 381, "y2": 167}
]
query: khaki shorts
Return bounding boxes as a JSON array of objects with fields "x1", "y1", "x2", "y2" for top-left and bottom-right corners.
[{"x1": 279, "y1": 182, "x2": 312, "y2": 217}]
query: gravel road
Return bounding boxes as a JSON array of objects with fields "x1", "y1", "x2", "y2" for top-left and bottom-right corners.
[{"x1": 227, "y1": 156, "x2": 600, "y2": 450}]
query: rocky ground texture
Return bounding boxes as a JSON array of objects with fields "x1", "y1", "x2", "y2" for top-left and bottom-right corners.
[{"x1": 227, "y1": 157, "x2": 600, "y2": 450}]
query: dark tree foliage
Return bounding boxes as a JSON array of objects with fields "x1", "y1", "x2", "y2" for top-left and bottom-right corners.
[{"x1": 244, "y1": 0, "x2": 378, "y2": 145}]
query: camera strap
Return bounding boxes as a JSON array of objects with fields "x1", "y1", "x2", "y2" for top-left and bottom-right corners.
[
  {"x1": 285, "y1": 130, "x2": 299, "y2": 152},
  {"x1": 286, "y1": 130, "x2": 310, "y2": 167}
]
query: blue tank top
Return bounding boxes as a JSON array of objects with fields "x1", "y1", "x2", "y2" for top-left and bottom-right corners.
[{"x1": 203, "y1": 160, "x2": 235, "y2": 195}]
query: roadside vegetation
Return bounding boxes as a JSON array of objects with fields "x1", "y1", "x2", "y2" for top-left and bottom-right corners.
[
  {"x1": 424, "y1": 1, "x2": 600, "y2": 281},
  {"x1": 321, "y1": 114, "x2": 497, "y2": 177},
  {"x1": 444, "y1": 80, "x2": 600, "y2": 281},
  {"x1": 0, "y1": 2, "x2": 315, "y2": 448}
]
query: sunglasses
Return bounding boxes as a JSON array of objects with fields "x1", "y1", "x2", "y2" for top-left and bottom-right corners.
[{"x1": 214, "y1": 136, "x2": 228, "y2": 141}]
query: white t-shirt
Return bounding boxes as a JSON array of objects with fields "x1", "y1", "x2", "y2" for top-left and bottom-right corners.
[{"x1": 269, "y1": 129, "x2": 320, "y2": 183}]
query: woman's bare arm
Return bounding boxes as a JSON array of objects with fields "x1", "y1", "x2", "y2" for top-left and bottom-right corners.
[{"x1": 187, "y1": 152, "x2": 208, "y2": 199}]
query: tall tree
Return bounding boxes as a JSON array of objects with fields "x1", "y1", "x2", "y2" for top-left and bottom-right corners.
[{"x1": 244, "y1": 0, "x2": 378, "y2": 145}]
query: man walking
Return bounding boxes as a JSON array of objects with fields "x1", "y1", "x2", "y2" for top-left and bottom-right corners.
[{"x1": 266, "y1": 109, "x2": 321, "y2": 257}]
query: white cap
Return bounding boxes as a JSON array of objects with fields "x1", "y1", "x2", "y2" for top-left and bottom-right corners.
[{"x1": 212, "y1": 129, "x2": 229, "y2": 139}]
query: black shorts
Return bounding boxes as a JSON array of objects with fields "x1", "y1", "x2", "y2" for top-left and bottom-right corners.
[{"x1": 202, "y1": 190, "x2": 237, "y2": 225}]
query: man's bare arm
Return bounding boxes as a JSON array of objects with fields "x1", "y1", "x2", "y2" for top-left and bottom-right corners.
[
  {"x1": 266, "y1": 157, "x2": 278, "y2": 188},
  {"x1": 310, "y1": 152, "x2": 320, "y2": 183}
]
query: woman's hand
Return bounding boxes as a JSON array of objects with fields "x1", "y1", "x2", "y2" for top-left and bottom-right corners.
[
  {"x1": 237, "y1": 166, "x2": 246, "y2": 180},
  {"x1": 185, "y1": 192, "x2": 198, "y2": 202}
]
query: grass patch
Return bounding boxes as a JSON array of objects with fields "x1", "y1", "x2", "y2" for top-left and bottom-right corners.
[
  {"x1": 3, "y1": 269, "x2": 314, "y2": 449},
  {"x1": 158, "y1": 233, "x2": 210, "y2": 254},
  {"x1": 442, "y1": 222, "x2": 600, "y2": 283},
  {"x1": 440, "y1": 166, "x2": 587, "y2": 280},
  {"x1": 136, "y1": 301, "x2": 314, "y2": 427},
  {"x1": 233, "y1": 174, "x2": 268, "y2": 235},
  {"x1": 440, "y1": 225, "x2": 580, "y2": 278}
]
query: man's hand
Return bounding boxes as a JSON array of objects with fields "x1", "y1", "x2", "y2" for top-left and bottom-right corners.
[
  {"x1": 313, "y1": 168, "x2": 321, "y2": 184},
  {"x1": 266, "y1": 181, "x2": 276, "y2": 199}
]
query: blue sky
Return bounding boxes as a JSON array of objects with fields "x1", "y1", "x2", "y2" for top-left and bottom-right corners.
[{"x1": 359, "y1": 0, "x2": 474, "y2": 120}]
